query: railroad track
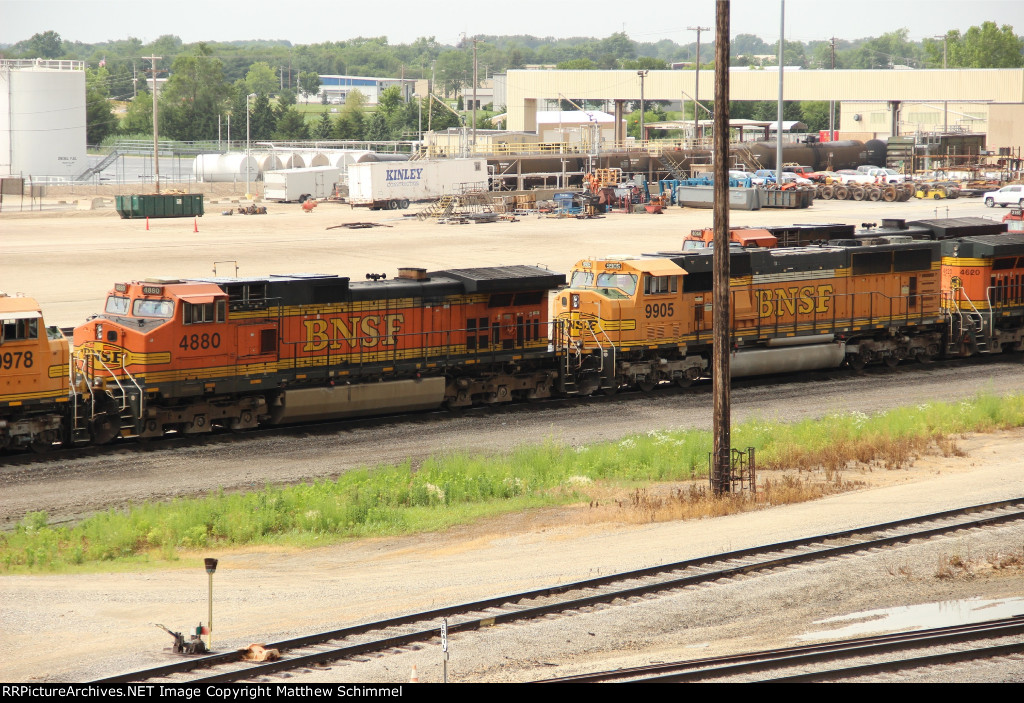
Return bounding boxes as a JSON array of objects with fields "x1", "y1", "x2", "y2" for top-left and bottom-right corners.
[
  {"x1": 535, "y1": 617, "x2": 1024, "y2": 682},
  {"x1": 1, "y1": 353, "x2": 1012, "y2": 470},
  {"x1": 92, "y1": 498, "x2": 1024, "y2": 684}
]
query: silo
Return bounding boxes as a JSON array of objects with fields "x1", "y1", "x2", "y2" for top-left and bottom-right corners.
[{"x1": 0, "y1": 59, "x2": 87, "y2": 177}]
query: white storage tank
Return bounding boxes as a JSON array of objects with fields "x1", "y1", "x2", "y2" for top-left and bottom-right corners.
[
  {"x1": 0, "y1": 59, "x2": 87, "y2": 178},
  {"x1": 192, "y1": 153, "x2": 258, "y2": 182},
  {"x1": 256, "y1": 152, "x2": 282, "y2": 172}
]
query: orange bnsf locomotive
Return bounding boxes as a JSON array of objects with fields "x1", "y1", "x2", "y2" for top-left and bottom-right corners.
[
  {"x1": 942, "y1": 233, "x2": 1024, "y2": 355},
  {"x1": 0, "y1": 294, "x2": 74, "y2": 450},
  {"x1": 72, "y1": 266, "x2": 564, "y2": 440},
  {"x1": 553, "y1": 238, "x2": 951, "y2": 393}
]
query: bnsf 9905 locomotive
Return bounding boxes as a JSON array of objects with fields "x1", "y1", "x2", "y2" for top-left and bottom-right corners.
[{"x1": 3, "y1": 219, "x2": 1023, "y2": 451}]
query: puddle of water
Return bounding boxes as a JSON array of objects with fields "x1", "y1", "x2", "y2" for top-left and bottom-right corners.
[{"x1": 798, "y1": 597, "x2": 1024, "y2": 641}]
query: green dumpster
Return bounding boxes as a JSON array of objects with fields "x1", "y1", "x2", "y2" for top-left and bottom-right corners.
[{"x1": 115, "y1": 193, "x2": 205, "y2": 219}]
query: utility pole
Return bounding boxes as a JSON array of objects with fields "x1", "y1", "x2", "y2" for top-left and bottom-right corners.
[
  {"x1": 711, "y1": 0, "x2": 731, "y2": 495},
  {"x1": 637, "y1": 69, "x2": 648, "y2": 144},
  {"x1": 143, "y1": 55, "x2": 161, "y2": 193},
  {"x1": 933, "y1": 34, "x2": 949, "y2": 132},
  {"x1": 775, "y1": 1, "x2": 785, "y2": 184},
  {"x1": 829, "y1": 37, "x2": 836, "y2": 140},
  {"x1": 688, "y1": 25, "x2": 709, "y2": 141},
  {"x1": 472, "y1": 38, "x2": 479, "y2": 149}
]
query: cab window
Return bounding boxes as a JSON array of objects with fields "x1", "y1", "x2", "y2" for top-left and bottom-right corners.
[
  {"x1": 183, "y1": 301, "x2": 226, "y2": 324},
  {"x1": 105, "y1": 296, "x2": 130, "y2": 315},
  {"x1": 132, "y1": 299, "x2": 174, "y2": 318},
  {"x1": 644, "y1": 275, "x2": 678, "y2": 295},
  {"x1": 1, "y1": 318, "x2": 38, "y2": 342}
]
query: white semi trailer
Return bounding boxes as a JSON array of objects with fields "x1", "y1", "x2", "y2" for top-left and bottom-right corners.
[
  {"x1": 263, "y1": 166, "x2": 342, "y2": 202},
  {"x1": 347, "y1": 158, "x2": 488, "y2": 210}
]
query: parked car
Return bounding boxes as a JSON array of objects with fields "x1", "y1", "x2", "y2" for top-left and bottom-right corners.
[
  {"x1": 862, "y1": 167, "x2": 906, "y2": 184},
  {"x1": 808, "y1": 170, "x2": 840, "y2": 183},
  {"x1": 834, "y1": 169, "x2": 876, "y2": 185},
  {"x1": 777, "y1": 172, "x2": 812, "y2": 186},
  {"x1": 782, "y1": 165, "x2": 814, "y2": 178},
  {"x1": 983, "y1": 184, "x2": 1024, "y2": 208},
  {"x1": 751, "y1": 169, "x2": 778, "y2": 185}
]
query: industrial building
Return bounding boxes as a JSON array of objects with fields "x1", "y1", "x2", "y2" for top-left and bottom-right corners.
[
  {"x1": 315, "y1": 75, "x2": 416, "y2": 105},
  {"x1": 494, "y1": 67, "x2": 1024, "y2": 149}
]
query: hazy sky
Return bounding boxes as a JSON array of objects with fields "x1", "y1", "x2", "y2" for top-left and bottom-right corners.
[{"x1": 2, "y1": 0, "x2": 1022, "y2": 47}]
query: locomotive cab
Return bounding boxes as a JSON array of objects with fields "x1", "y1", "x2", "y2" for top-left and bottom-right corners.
[
  {"x1": 74, "y1": 280, "x2": 256, "y2": 441},
  {"x1": 554, "y1": 257, "x2": 706, "y2": 392},
  {"x1": 0, "y1": 294, "x2": 71, "y2": 450}
]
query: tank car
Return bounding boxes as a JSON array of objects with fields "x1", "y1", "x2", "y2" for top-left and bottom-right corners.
[
  {"x1": 553, "y1": 238, "x2": 947, "y2": 392},
  {"x1": 0, "y1": 294, "x2": 74, "y2": 451},
  {"x1": 73, "y1": 266, "x2": 565, "y2": 440}
]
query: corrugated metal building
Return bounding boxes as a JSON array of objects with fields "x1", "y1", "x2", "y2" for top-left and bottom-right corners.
[{"x1": 501, "y1": 68, "x2": 1024, "y2": 147}]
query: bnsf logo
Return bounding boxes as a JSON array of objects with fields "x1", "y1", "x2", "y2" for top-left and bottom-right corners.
[{"x1": 754, "y1": 284, "x2": 834, "y2": 318}]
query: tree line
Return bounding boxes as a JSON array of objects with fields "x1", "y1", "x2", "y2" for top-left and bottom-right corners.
[{"x1": 4, "y1": 24, "x2": 1020, "y2": 145}]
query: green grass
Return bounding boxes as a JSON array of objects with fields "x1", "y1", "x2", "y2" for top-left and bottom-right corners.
[{"x1": 4, "y1": 392, "x2": 1024, "y2": 574}]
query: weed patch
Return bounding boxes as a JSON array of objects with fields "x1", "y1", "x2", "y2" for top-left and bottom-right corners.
[{"x1": 3, "y1": 392, "x2": 1023, "y2": 573}]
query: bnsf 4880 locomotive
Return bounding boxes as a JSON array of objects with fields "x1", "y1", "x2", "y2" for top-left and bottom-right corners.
[{"x1": 72, "y1": 266, "x2": 564, "y2": 440}]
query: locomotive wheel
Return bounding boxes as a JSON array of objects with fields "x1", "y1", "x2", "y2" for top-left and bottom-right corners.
[
  {"x1": 675, "y1": 377, "x2": 693, "y2": 389},
  {"x1": 833, "y1": 185, "x2": 849, "y2": 200},
  {"x1": 867, "y1": 188, "x2": 881, "y2": 202},
  {"x1": 29, "y1": 431, "x2": 57, "y2": 454},
  {"x1": 883, "y1": 355, "x2": 900, "y2": 368},
  {"x1": 850, "y1": 187, "x2": 865, "y2": 201},
  {"x1": 916, "y1": 351, "x2": 933, "y2": 364},
  {"x1": 848, "y1": 354, "x2": 868, "y2": 372},
  {"x1": 637, "y1": 379, "x2": 657, "y2": 393},
  {"x1": 882, "y1": 186, "x2": 897, "y2": 202},
  {"x1": 819, "y1": 185, "x2": 834, "y2": 200}
]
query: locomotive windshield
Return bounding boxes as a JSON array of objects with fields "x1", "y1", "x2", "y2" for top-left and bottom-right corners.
[
  {"x1": 132, "y1": 299, "x2": 174, "y2": 318},
  {"x1": 568, "y1": 270, "x2": 637, "y2": 299},
  {"x1": 596, "y1": 272, "x2": 637, "y2": 296},
  {"x1": 105, "y1": 296, "x2": 129, "y2": 315}
]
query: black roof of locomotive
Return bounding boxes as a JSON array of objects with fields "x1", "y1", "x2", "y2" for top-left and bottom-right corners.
[
  {"x1": 191, "y1": 265, "x2": 564, "y2": 306},
  {"x1": 909, "y1": 218, "x2": 1007, "y2": 239},
  {"x1": 429, "y1": 265, "x2": 566, "y2": 292},
  {"x1": 941, "y1": 233, "x2": 1024, "y2": 258},
  {"x1": 665, "y1": 239, "x2": 939, "y2": 278}
]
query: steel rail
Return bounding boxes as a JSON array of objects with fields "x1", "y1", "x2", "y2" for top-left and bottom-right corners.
[
  {"x1": 92, "y1": 498, "x2": 1024, "y2": 684},
  {"x1": 535, "y1": 617, "x2": 1024, "y2": 682},
  {"x1": 1, "y1": 352, "x2": 1008, "y2": 471}
]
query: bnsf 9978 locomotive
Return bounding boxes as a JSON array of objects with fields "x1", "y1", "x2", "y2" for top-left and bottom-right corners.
[{"x1": 3, "y1": 219, "x2": 1023, "y2": 451}]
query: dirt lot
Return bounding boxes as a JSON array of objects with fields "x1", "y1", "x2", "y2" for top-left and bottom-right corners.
[{"x1": 0, "y1": 185, "x2": 997, "y2": 328}]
